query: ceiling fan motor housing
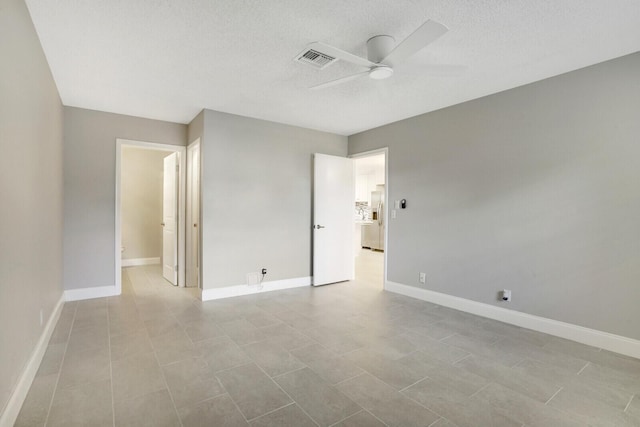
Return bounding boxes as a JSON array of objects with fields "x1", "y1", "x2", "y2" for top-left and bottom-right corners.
[{"x1": 367, "y1": 35, "x2": 395, "y2": 63}]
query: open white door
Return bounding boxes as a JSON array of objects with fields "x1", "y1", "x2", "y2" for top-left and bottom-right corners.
[
  {"x1": 313, "y1": 153, "x2": 354, "y2": 286},
  {"x1": 162, "y1": 152, "x2": 179, "y2": 285}
]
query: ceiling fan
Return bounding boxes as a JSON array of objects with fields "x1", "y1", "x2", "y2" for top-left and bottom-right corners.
[{"x1": 296, "y1": 19, "x2": 449, "y2": 90}]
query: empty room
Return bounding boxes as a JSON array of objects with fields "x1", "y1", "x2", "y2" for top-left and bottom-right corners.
[{"x1": 2, "y1": 0, "x2": 640, "y2": 426}]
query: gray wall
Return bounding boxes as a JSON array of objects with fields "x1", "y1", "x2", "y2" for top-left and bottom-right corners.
[
  {"x1": 0, "y1": 0, "x2": 64, "y2": 415},
  {"x1": 201, "y1": 110, "x2": 347, "y2": 289},
  {"x1": 121, "y1": 147, "x2": 167, "y2": 260},
  {"x1": 63, "y1": 107, "x2": 186, "y2": 290},
  {"x1": 187, "y1": 110, "x2": 204, "y2": 145},
  {"x1": 349, "y1": 52, "x2": 640, "y2": 340}
]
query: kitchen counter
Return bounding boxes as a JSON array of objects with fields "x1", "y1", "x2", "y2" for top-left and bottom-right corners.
[{"x1": 355, "y1": 220, "x2": 373, "y2": 225}]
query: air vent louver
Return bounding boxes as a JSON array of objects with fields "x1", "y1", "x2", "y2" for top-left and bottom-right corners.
[{"x1": 295, "y1": 48, "x2": 336, "y2": 69}]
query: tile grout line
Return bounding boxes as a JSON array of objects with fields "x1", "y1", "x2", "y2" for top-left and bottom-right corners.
[
  {"x1": 468, "y1": 382, "x2": 491, "y2": 399},
  {"x1": 331, "y1": 370, "x2": 369, "y2": 388},
  {"x1": 398, "y1": 375, "x2": 429, "y2": 393},
  {"x1": 43, "y1": 301, "x2": 77, "y2": 426},
  {"x1": 152, "y1": 342, "x2": 184, "y2": 426},
  {"x1": 452, "y1": 353, "x2": 472, "y2": 366},
  {"x1": 360, "y1": 410, "x2": 390, "y2": 427},
  {"x1": 222, "y1": 390, "x2": 249, "y2": 424},
  {"x1": 334, "y1": 371, "x2": 367, "y2": 387},
  {"x1": 328, "y1": 408, "x2": 391, "y2": 427},
  {"x1": 438, "y1": 331, "x2": 458, "y2": 342},
  {"x1": 428, "y1": 417, "x2": 446, "y2": 427},
  {"x1": 326, "y1": 409, "x2": 366, "y2": 427},
  {"x1": 624, "y1": 394, "x2": 635, "y2": 413},
  {"x1": 576, "y1": 361, "x2": 590, "y2": 375},
  {"x1": 402, "y1": 391, "x2": 448, "y2": 423},
  {"x1": 250, "y1": 362, "x2": 321, "y2": 427},
  {"x1": 223, "y1": 390, "x2": 252, "y2": 425},
  {"x1": 544, "y1": 386, "x2": 563, "y2": 405},
  {"x1": 245, "y1": 401, "x2": 296, "y2": 423},
  {"x1": 268, "y1": 359, "x2": 315, "y2": 378},
  {"x1": 269, "y1": 365, "x2": 307, "y2": 380}
]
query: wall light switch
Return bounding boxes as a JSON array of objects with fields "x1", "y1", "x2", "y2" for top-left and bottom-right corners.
[{"x1": 394, "y1": 200, "x2": 400, "y2": 209}]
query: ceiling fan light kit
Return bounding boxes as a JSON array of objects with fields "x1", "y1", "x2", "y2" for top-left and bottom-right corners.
[
  {"x1": 369, "y1": 66, "x2": 394, "y2": 80},
  {"x1": 297, "y1": 19, "x2": 449, "y2": 90}
]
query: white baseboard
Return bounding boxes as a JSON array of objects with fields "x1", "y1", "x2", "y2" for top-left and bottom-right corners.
[
  {"x1": 201, "y1": 276, "x2": 311, "y2": 301},
  {"x1": 64, "y1": 285, "x2": 120, "y2": 302},
  {"x1": 0, "y1": 295, "x2": 64, "y2": 427},
  {"x1": 385, "y1": 281, "x2": 640, "y2": 360},
  {"x1": 121, "y1": 257, "x2": 160, "y2": 267}
]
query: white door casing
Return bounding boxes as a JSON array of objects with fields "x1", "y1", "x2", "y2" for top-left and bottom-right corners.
[
  {"x1": 162, "y1": 152, "x2": 179, "y2": 285},
  {"x1": 349, "y1": 147, "x2": 389, "y2": 289},
  {"x1": 186, "y1": 141, "x2": 200, "y2": 288},
  {"x1": 313, "y1": 153, "x2": 354, "y2": 286},
  {"x1": 115, "y1": 139, "x2": 186, "y2": 294}
]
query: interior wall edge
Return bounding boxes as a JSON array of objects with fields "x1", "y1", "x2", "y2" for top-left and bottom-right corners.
[
  {"x1": 0, "y1": 295, "x2": 64, "y2": 427},
  {"x1": 386, "y1": 280, "x2": 640, "y2": 360},
  {"x1": 64, "y1": 285, "x2": 120, "y2": 302}
]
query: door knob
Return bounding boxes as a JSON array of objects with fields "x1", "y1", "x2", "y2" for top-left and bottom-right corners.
[
  {"x1": 314, "y1": 225, "x2": 325, "y2": 229},
  {"x1": 161, "y1": 222, "x2": 165, "y2": 226},
  {"x1": 193, "y1": 223, "x2": 197, "y2": 227}
]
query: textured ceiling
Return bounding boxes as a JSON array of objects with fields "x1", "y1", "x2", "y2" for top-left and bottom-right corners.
[{"x1": 25, "y1": 0, "x2": 640, "y2": 135}]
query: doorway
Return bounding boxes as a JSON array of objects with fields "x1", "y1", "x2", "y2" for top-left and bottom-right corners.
[
  {"x1": 115, "y1": 139, "x2": 187, "y2": 293},
  {"x1": 351, "y1": 149, "x2": 387, "y2": 289}
]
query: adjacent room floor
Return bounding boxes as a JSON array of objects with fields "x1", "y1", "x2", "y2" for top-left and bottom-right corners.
[
  {"x1": 354, "y1": 247, "x2": 384, "y2": 289},
  {"x1": 16, "y1": 266, "x2": 640, "y2": 426}
]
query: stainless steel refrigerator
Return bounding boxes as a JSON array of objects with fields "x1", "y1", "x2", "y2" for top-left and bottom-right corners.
[{"x1": 362, "y1": 190, "x2": 384, "y2": 251}]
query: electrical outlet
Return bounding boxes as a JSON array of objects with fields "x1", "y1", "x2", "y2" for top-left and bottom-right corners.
[
  {"x1": 419, "y1": 272, "x2": 426, "y2": 284},
  {"x1": 261, "y1": 268, "x2": 267, "y2": 275},
  {"x1": 502, "y1": 289, "x2": 512, "y2": 302}
]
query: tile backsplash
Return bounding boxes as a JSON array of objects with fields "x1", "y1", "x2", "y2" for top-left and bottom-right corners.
[{"x1": 355, "y1": 201, "x2": 371, "y2": 220}]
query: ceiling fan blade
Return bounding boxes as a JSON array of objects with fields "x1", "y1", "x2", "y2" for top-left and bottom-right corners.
[
  {"x1": 310, "y1": 71, "x2": 369, "y2": 90},
  {"x1": 307, "y1": 42, "x2": 376, "y2": 68},
  {"x1": 382, "y1": 20, "x2": 448, "y2": 67}
]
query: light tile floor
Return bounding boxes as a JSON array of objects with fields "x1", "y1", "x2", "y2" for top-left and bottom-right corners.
[
  {"x1": 355, "y1": 248, "x2": 384, "y2": 290},
  {"x1": 16, "y1": 259, "x2": 640, "y2": 426}
]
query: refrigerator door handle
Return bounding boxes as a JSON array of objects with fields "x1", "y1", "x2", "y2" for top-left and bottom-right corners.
[{"x1": 378, "y1": 202, "x2": 382, "y2": 225}]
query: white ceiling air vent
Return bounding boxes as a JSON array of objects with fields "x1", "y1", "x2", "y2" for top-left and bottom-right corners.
[{"x1": 294, "y1": 48, "x2": 337, "y2": 70}]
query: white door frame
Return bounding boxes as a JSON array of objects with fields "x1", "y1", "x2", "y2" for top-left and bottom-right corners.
[
  {"x1": 115, "y1": 138, "x2": 187, "y2": 293},
  {"x1": 349, "y1": 147, "x2": 389, "y2": 289},
  {"x1": 186, "y1": 138, "x2": 201, "y2": 288}
]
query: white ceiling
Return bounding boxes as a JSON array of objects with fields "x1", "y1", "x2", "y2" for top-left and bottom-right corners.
[{"x1": 25, "y1": 0, "x2": 640, "y2": 136}]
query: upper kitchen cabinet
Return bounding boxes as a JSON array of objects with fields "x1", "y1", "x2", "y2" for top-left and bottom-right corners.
[
  {"x1": 355, "y1": 174, "x2": 369, "y2": 202},
  {"x1": 354, "y1": 153, "x2": 386, "y2": 204}
]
